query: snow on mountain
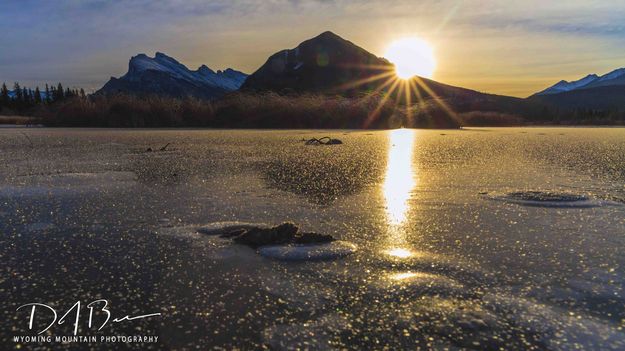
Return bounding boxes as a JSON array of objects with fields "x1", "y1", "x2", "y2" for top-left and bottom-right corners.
[
  {"x1": 583, "y1": 68, "x2": 625, "y2": 89},
  {"x1": 596, "y1": 68, "x2": 625, "y2": 82},
  {"x1": 123, "y1": 52, "x2": 247, "y2": 92},
  {"x1": 7, "y1": 89, "x2": 48, "y2": 100},
  {"x1": 535, "y1": 74, "x2": 598, "y2": 96},
  {"x1": 535, "y1": 68, "x2": 625, "y2": 96}
]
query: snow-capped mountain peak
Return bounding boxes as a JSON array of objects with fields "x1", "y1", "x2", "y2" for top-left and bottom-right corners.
[
  {"x1": 595, "y1": 68, "x2": 625, "y2": 82},
  {"x1": 535, "y1": 68, "x2": 625, "y2": 96},
  {"x1": 100, "y1": 52, "x2": 248, "y2": 98},
  {"x1": 536, "y1": 74, "x2": 598, "y2": 95},
  {"x1": 127, "y1": 52, "x2": 199, "y2": 83},
  {"x1": 122, "y1": 52, "x2": 247, "y2": 90}
]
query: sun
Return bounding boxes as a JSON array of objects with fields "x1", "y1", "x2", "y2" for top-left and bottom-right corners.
[{"x1": 385, "y1": 37, "x2": 436, "y2": 79}]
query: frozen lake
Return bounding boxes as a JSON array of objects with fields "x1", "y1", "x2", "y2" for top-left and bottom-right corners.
[{"x1": 2, "y1": 127, "x2": 625, "y2": 349}]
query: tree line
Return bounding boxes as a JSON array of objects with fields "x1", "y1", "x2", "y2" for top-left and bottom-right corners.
[
  {"x1": 0, "y1": 81, "x2": 86, "y2": 114},
  {"x1": 1, "y1": 82, "x2": 623, "y2": 127}
]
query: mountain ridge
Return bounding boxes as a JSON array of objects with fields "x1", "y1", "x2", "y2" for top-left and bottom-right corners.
[
  {"x1": 90, "y1": 31, "x2": 623, "y2": 125},
  {"x1": 529, "y1": 67, "x2": 625, "y2": 110},
  {"x1": 96, "y1": 52, "x2": 247, "y2": 99},
  {"x1": 534, "y1": 68, "x2": 625, "y2": 96}
]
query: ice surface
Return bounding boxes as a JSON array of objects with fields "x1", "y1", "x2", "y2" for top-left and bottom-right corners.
[{"x1": 2, "y1": 127, "x2": 624, "y2": 349}]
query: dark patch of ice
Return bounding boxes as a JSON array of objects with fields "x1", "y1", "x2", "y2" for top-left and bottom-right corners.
[{"x1": 485, "y1": 190, "x2": 609, "y2": 208}]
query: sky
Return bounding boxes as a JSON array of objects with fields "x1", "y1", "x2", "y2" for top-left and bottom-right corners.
[{"x1": 1, "y1": 0, "x2": 624, "y2": 97}]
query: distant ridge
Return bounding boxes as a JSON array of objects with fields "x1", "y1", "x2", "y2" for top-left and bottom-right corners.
[
  {"x1": 96, "y1": 52, "x2": 247, "y2": 99},
  {"x1": 533, "y1": 68, "x2": 625, "y2": 96},
  {"x1": 529, "y1": 68, "x2": 625, "y2": 110}
]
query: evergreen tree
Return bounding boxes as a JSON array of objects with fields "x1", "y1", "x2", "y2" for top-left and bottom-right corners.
[
  {"x1": 0, "y1": 83, "x2": 8, "y2": 105},
  {"x1": 14, "y1": 82, "x2": 23, "y2": 103},
  {"x1": 23, "y1": 87, "x2": 30, "y2": 105},
  {"x1": 65, "y1": 87, "x2": 72, "y2": 98},
  {"x1": 80, "y1": 88, "x2": 86, "y2": 98},
  {"x1": 45, "y1": 84, "x2": 51, "y2": 103},
  {"x1": 34, "y1": 87, "x2": 42, "y2": 104},
  {"x1": 50, "y1": 86, "x2": 56, "y2": 102},
  {"x1": 55, "y1": 83, "x2": 64, "y2": 101},
  {"x1": 0, "y1": 83, "x2": 8, "y2": 112}
]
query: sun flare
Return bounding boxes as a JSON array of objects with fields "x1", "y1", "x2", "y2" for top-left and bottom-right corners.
[{"x1": 385, "y1": 37, "x2": 436, "y2": 79}]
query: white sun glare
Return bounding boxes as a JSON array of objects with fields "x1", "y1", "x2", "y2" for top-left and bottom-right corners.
[{"x1": 385, "y1": 37, "x2": 436, "y2": 79}]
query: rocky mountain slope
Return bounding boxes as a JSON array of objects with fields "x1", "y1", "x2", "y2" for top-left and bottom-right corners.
[{"x1": 96, "y1": 52, "x2": 247, "y2": 99}]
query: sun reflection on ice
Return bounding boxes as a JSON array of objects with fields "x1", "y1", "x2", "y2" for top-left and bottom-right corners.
[
  {"x1": 387, "y1": 271, "x2": 440, "y2": 282},
  {"x1": 382, "y1": 129, "x2": 417, "y2": 256},
  {"x1": 383, "y1": 128, "x2": 416, "y2": 226},
  {"x1": 390, "y1": 272, "x2": 419, "y2": 280},
  {"x1": 386, "y1": 248, "x2": 415, "y2": 258}
]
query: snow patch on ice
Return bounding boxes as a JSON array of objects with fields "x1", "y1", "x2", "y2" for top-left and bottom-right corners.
[{"x1": 258, "y1": 241, "x2": 357, "y2": 261}]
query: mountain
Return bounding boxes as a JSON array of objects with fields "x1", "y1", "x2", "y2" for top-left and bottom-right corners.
[
  {"x1": 529, "y1": 68, "x2": 625, "y2": 110},
  {"x1": 583, "y1": 68, "x2": 625, "y2": 89},
  {"x1": 96, "y1": 52, "x2": 247, "y2": 99},
  {"x1": 529, "y1": 85, "x2": 625, "y2": 110},
  {"x1": 241, "y1": 31, "x2": 532, "y2": 113},
  {"x1": 534, "y1": 74, "x2": 599, "y2": 96},
  {"x1": 241, "y1": 31, "x2": 394, "y2": 93},
  {"x1": 533, "y1": 68, "x2": 625, "y2": 96}
]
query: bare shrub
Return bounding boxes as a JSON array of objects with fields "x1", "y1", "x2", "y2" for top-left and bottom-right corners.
[{"x1": 459, "y1": 111, "x2": 525, "y2": 126}]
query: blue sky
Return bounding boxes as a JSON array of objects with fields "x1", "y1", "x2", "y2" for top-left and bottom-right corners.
[{"x1": 1, "y1": 0, "x2": 624, "y2": 97}]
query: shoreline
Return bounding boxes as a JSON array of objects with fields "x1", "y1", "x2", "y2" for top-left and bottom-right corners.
[{"x1": 1, "y1": 122, "x2": 624, "y2": 129}]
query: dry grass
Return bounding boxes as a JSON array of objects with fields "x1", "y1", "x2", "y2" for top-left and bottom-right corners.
[
  {"x1": 37, "y1": 92, "x2": 449, "y2": 128},
  {"x1": 459, "y1": 111, "x2": 525, "y2": 126},
  {"x1": 29, "y1": 92, "x2": 548, "y2": 128},
  {"x1": 0, "y1": 115, "x2": 40, "y2": 125}
]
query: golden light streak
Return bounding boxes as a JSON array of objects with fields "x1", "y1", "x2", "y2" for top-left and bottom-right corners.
[
  {"x1": 404, "y1": 80, "x2": 413, "y2": 127},
  {"x1": 333, "y1": 70, "x2": 396, "y2": 92},
  {"x1": 382, "y1": 128, "x2": 416, "y2": 226},
  {"x1": 362, "y1": 77, "x2": 401, "y2": 128},
  {"x1": 413, "y1": 76, "x2": 460, "y2": 123},
  {"x1": 328, "y1": 43, "x2": 460, "y2": 129}
]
